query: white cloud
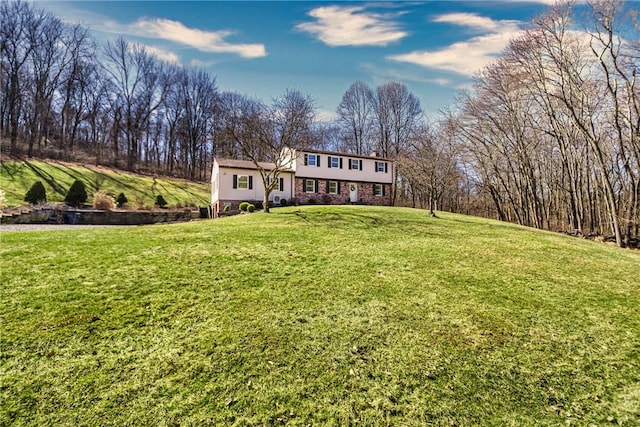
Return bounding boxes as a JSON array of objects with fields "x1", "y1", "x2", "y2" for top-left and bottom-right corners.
[
  {"x1": 504, "y1": 0, "x2": 560, "y2": 4},
  {"x1": 191, "y1": 59, "x2": 217, "y2": 68},
  {"x1": 104, "y1": 17, "x2": 266, "y2": 59},
  {"x1": 296, "y1": 5, "x2": 408, "y2": 47},
  {"x1": 143, "y1": 45, "x2": 180, "y2": 63},
  {"x1": 389, "y1": 13, "x2": 523, "y2": 76},
  {"x1": 316, "y1": 108, "x2": 338, "y2": 122},
  {"x1": 433, "y1": 13, "x2": 507, "y2": 32},
  {"x1": 361, "y1": 62, "x2": 453, "y2": 87}
]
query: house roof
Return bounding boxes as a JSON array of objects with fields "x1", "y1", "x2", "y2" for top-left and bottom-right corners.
[{"x1": 215, "y1": 158, "x2": 294, "y2": 173}]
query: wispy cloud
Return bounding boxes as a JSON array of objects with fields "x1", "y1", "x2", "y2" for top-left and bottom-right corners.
[
  {"x1": 432, "y1": 13, "x2": 504, "y2": 32},
  {"x1": 361, "y1": 62, "x2": 453, "y2": 87},
  {"x1": 389, "y1": 13, "x2": 522, "y2": 76},
  {"x1": 316, "y1": 108, "x2": 338, "y2": 122},
  {"x1": 504, "y1": 0, "x2": 559, "y2": 4},
  {"x1": 104, "y1": 17, "x2": 266, "y2": 59},
  {"x1": 143, "y1": 45, "x2": 180, "y2": 63},
  {"x1": 191, "y1": 59, "x2": 217, "y2": 68},
  {"x1": 296, "y1": 5, "x2": 408, "y2": 47}
]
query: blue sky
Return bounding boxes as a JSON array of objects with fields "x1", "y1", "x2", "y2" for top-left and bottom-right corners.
[{"x1": 37, "y1": 1, "x2": 560, "y2": 120}]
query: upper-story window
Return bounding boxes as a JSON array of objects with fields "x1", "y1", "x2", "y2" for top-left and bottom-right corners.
[
  {"x1": 375, "y1": 161, "x2": 388, "y2": 173},
  {"x1": 304, "y1": 153, "x2": 320, "y2": 167},
  {"x1": 349, "y1": 159, "x2": 362, "y2": 170},
  {"x1": 328, "y1": 156, "x2": 342, "y2": 169}
]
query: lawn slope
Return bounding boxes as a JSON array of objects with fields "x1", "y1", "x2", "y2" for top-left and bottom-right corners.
[
  {"x1": 1, "y1": 206, "x2": 639, "y2": 425},
  {"x1": 0, "y1": 160, "x2": 210, "y2": 207}
]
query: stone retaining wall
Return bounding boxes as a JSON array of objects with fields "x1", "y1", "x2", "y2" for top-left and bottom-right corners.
[{"x1": 1, "y1": 208, "x2": 200, "y2": 225}]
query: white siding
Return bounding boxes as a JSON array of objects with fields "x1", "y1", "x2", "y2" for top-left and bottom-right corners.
[
  {"x1": 295, "y1": 152, "x2": 393, "y2": 184},
  {"x1": 212, "y1": 160, "x2": 294, "y2": 205}
]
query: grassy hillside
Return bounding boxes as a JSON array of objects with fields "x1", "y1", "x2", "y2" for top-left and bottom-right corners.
[
  {"x1": 1, "y1": 206, "x2": 639, "y2": 425},
  {"x1": 0, "y1": 160, "x2": 210, "y2": 208}
]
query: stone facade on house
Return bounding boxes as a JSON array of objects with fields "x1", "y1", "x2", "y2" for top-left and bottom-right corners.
[{"x1": 294, "y1": 178, "x2": 391, "y2": 206}]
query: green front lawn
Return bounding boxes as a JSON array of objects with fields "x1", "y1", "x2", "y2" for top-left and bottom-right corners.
[{"x1": 1, "y1": 206, "x2": 638, "y2": 425}]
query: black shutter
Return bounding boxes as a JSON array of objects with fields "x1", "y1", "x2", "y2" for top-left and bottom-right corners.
[
  {"x1": 317, "y1": 156, "x2": 320, "y2": 167},
  {"x1": 385, "y1": 163, "x2": 388, "y2": 173},
  {"x1": 326, "y1": 181, "x2": 330, "y2": 193},
  {"x1": 327, "y1": 156, "x2": 331, "y2": 168},
  {"x1": 315, "y1": 179, "x2": 319, "y2": 193},
  {"x1": 382, "y1": 185, "x2": 386, "y2": 196},
  {"x1": 304, "y1": 154, "x2": 308, "y2": 165},
  {"x1": 375, "y1": 161, "x2": 379, "y2": 172},
  {"x1": 359, "y1": 160, "x2": 363, "y2": 170},
  {"x1": 348, "y1": 160, "x2": 352, "y2": 170},
  {"x1": 248, "y1": 175, "x2": 253, "y2": 190},
  {"x1": 339, "y1": 158, "x2": 343, "y2": 169},
  {"x1": 233, "y1": 174, "x2": 238, "y2": 189},
  {"x1": 337, "y1": 182, "x2": 341, "y2": 194},
  {"x1": 279, "y1": 177, "x2": 284, "y2": 191}
]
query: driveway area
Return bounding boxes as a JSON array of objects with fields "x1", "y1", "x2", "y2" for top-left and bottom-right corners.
[{"x1": 0, "y1": 224, "x2": 128, "y2": 232}]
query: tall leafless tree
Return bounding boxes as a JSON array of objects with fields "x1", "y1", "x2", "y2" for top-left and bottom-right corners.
[
  {"x1": 336, "y1": 81, "x2": 374, "y2": 155},
  {"x1": 102, "y1": 37, "x2": 169, "y2": 171},
  {"x1": 1, "y1": 0, "x2": 36, "y2": 154},
  {"x1": 371, "y1": 81, "x2": 423, "y2": 205}
]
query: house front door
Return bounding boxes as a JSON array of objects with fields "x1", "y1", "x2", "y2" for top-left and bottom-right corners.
[{"x1": 349, "y1": 183, "x2": 358, "y2": 202}]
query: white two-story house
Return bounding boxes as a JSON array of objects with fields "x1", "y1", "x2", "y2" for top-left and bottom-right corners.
[
  {"x1": 281, "y1": 147, "x2": 393, "y2": 205},
  {"x1": 211, "y1": 148, "x2": 393, "y2": 215}
]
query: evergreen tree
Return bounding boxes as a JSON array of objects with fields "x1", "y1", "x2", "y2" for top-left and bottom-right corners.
[
  {"x1": 155, "y1": 194, "x2": 168, "y2": 208},
  {"x1": 115, "y1": 192, "x2": 128, "y2": 207},
  {"x1": 24, "y1": 181, "x2": 47, "y2": 204},
  {"x1": 65, "y1": 180, "x2": 88, "y2": 207}
]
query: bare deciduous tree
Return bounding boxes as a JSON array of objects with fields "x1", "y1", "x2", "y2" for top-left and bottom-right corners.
[
  {"x1": 1, "y1": 0, "x2": 37, "y2": 153},
  {"x1": 103, "y1": 37, "x2": 169, "y2": 171},
  {"x1": 371, "y1": 81, "x2": 422, "y2": 205},
  {"x1": 336, "y1": 81, "x2": 374, "y2": 155},
  {"x1": 220, "y1": 89, "x2": 316, "y2": 212},
  {"x1": 448, "y1": 1, "x2": 639, "y2": 246}
]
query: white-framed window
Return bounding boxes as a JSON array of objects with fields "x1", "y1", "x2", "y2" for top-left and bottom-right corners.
[
  {"x1": 374, "y1": 183, "x2": 384, "y2": 196},
  {"x1": 233, "y1": 174, "x2": 252, "y2": 190},
  {"x1": 375, "y1": 161, "x2": 387, "y2": 173},
  {"x1": 349, "y1": 159, "x2": 362, "y2": 170},
  {"x1": 305, "y1": 179, "x2": 316, "y2": 193},
  {"x1": 328, "y1": 181, "x2": 338, "y2": 194},
  {"x1": 305, "y1": 153, "x2": 320, "y2": 167},
  {"x1": 329, "y1": 156, "x2": 341, "y2": 168}
]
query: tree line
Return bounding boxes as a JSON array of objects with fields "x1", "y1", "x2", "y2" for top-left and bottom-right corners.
[
  {"x1": 1, "y1": 0, "x2": 637, "y2": 246},
  {"x1": 448, "y1": 1, "x2": 639, "y2": 247},
  {"x1": 1, "y1": 0, "x2": 220, "y2": 180}
]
